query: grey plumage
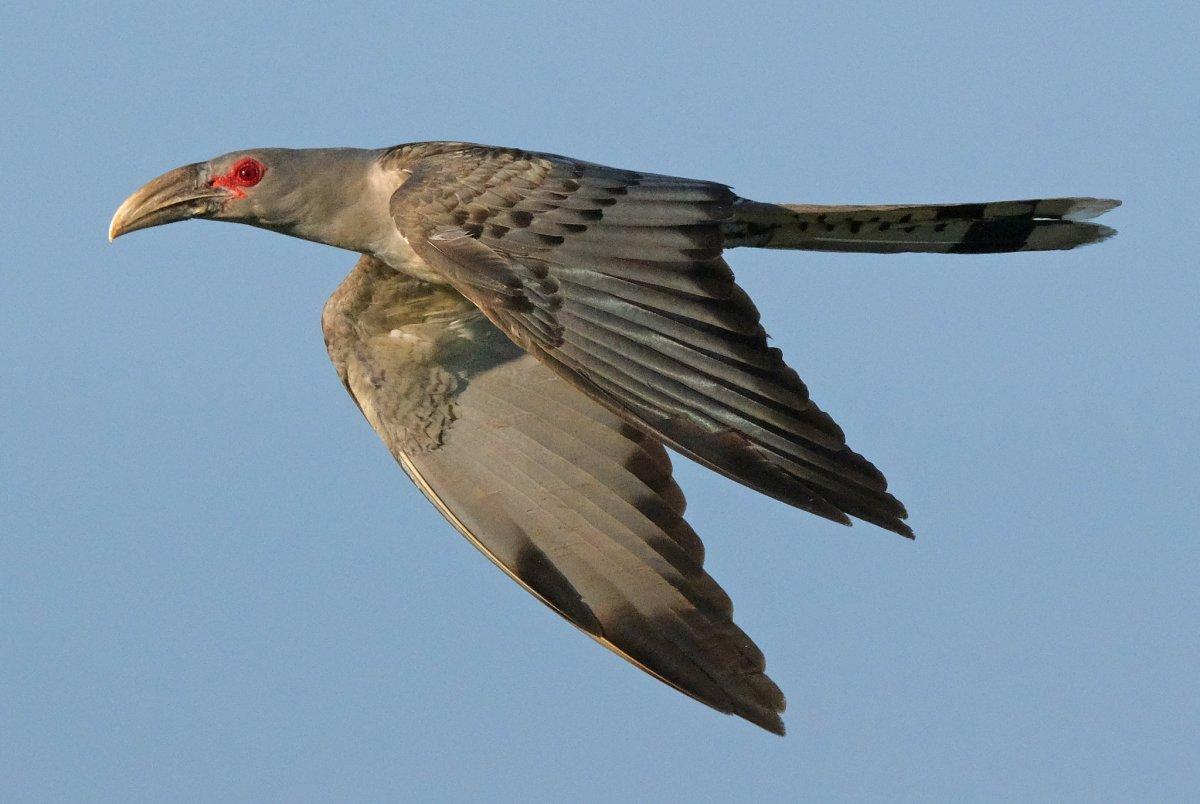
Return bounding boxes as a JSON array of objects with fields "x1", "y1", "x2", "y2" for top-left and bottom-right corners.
[
  {"x1": 109, "y1": 140, "x2": 1120, "y2": 735},
  {"x1": 322, "y1": 258, "x2": 786, "y2": 733}
]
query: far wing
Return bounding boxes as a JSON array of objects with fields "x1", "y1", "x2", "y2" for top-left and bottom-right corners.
[
  {"x1": 322, "y1": 255, "x2": 786, "y2": 735},
  {"x1": 387, "y1": 144, "x2": 911, "y2": 537}
]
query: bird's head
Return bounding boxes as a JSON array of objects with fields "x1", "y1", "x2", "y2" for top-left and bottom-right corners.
[
  {"x1": 108, "y1": 148, "x2": 388, "y2": 245},
  {"x1": 108, "y1": 150, "x2": 284, "y2": 241}
]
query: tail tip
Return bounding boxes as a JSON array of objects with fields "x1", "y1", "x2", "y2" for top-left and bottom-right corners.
[
  {"x1": 1025, "y1": 220, "x2": 1118, "y2": 251},
  {"x1": 1062, "y1": 198, "x2": 1121, "y2": 221}
]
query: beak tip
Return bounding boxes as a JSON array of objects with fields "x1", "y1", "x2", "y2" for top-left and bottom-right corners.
[
  {"x1": 107, "y1": 162, "x2": 211, "y2": 245},
  {"x1": 108, "y1": 204, "x2": 128, "y2": 243}
]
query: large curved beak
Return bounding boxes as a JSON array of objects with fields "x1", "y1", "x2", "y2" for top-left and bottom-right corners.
[{"x1": 108, "y1": 163, "x2": 227, "y2": 242}]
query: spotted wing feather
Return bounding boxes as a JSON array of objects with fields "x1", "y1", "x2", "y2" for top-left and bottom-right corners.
[{"x1": 387, "y1": 144, "x2": 911, "y2": 537}]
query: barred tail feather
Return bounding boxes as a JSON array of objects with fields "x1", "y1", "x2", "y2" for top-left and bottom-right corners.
[{"x1": 724, "y1": 197, "x2": 1120, "y2": 254}]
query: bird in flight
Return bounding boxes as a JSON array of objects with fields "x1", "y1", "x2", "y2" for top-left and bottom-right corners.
[{"x1": 109, "y1": 142, "x2": 1118, "y2": 734}]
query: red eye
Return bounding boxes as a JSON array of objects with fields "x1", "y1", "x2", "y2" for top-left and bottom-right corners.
[{"x1": 231, "y1": 158, "x2": 264, "y2": 186}]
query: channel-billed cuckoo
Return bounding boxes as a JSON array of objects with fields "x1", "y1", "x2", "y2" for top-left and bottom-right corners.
[{"x1": 110, "y1": 141, "x2": 1119, "y2": 734}]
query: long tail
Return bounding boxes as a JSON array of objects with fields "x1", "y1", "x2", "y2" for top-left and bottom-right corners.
[{"x1": 723, "y1": 197, "x2": 1120, "y2": 253}]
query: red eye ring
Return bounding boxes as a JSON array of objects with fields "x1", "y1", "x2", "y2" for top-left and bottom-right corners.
[{"x1": 231, "y1": 158, "x2": 265, "y2": 187}]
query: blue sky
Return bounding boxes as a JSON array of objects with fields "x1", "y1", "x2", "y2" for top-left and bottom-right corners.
[{"x1": 2, "y1": 2, "x2": 1196, "y2": 800}]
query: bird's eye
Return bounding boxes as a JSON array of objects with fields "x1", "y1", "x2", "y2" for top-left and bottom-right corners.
[{"x1": 231, "y1": 158, "x2": 265, "y2": 187}]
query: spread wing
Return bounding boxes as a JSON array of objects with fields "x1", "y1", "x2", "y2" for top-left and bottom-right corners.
[
  {"x1": 323, "y1": 256, "x2": 787, "y2": 735},
  {"x1": 387, "y1": 144, "x2": 911, "y2": 537}
]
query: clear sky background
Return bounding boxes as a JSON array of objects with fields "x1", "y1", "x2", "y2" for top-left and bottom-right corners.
[{"x1": 2, "y1": 2, "x2": 1196, "y2": 800}]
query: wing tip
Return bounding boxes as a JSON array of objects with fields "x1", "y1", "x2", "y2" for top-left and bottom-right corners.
[
  {"x1": 853, "y1": 516, "x2": 916, "y2": 540},
  {"x1": 758, "y1": 713, "x2": 787, "y2": 737},
  {"x1": 732, "y1": 700, "x2": 787, "y2": 736}
]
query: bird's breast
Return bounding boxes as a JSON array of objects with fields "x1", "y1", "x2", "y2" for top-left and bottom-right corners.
[{"x1": 370, "y1": 230, "x2": 446, "y2": 284}]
